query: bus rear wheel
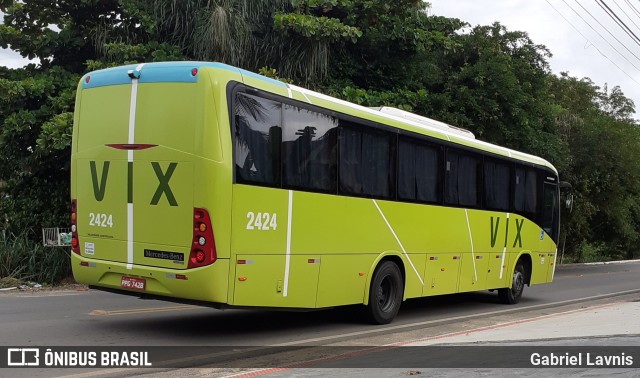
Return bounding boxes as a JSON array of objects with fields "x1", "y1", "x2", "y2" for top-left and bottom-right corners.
[
  {"x1": 365, "y1": 261, "x2": 404, "y2": 324},
  {"x1": 499, "y1": 261, "x2": 525, "y2": 304}
]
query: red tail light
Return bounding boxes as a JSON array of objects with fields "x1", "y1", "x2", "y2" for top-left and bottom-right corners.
[
  {"x1": 188, "y1": 208, "x2": 216, "y2": 268},
  {"x1": 71, "y1": 199, "x2": 80, "y2": 255}
]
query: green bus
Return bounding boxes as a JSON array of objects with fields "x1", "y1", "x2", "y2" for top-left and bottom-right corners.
[{"x1": 71, "y1": 62, "x2": 560, "y2": 324}]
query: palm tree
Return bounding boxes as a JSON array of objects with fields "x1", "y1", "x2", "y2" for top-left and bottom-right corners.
[{"x1": 152, "y1": 0, "x2": 331, "y2": 84}]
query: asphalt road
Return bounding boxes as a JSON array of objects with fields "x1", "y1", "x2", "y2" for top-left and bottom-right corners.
[{"x1": 1, "y1": 261, "x2": 639, "y2": 349}]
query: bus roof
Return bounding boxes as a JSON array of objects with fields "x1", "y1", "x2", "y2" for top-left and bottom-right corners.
[
  {"x1": 287, "y1": 84, "x2": 558, "y2": 174},
  {"x1": 80, "y1": 61, "x2": 558, "y2": 175},
  {"x1": 80, "y1": 61, "x2": 286, "y2": 90}
]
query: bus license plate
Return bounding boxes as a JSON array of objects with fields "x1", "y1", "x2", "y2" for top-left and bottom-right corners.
[{"x1": 121, "y1": 276, "x2": 145, "y2": 291}]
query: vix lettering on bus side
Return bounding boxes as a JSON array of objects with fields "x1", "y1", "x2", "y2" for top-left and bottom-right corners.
[
  {"x1": 489, "y1": 216, "x2": 524, "y2": 248},
  {"x1": 89, "y1": 161, "x2": 179, "y2": 206}
]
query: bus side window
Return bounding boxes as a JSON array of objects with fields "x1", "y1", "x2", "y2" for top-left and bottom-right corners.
[
  {"x1": 543, "y1": 183, "x2": 558, "y2": 240},
  {"x1": 339, "y1": 122, "x2": 396, "y2": 199},
  {"x1": 483, "y1": 159, "x2": 510, "y2": 211},
  {"x1": 234, "y1": 93, "x2": 282, "y2": 186},
  {"x1": 282, "y1": 104, "x2": 338, "y2": 193},
  {"x1": 514, "y1": 167, "x2": 537, "y2": 218},
  {"x1": 397, "y1": 137, "x2": 441, "y2": 203},
  {"x1": 445, "y1": 149, "x2": 480, "y2": 207}
]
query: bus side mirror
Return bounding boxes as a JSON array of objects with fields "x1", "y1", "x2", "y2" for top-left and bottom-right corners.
[
  {"x1": 565, "y1": 193, "x2": 574, "y2": 212},
  {"x1": 559, "y1": 181, "x2": 573, "y2": 212}
]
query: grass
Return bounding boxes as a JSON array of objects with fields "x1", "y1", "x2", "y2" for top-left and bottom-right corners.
[
  {"x1": 0, "y1": 230, "x2": 71, "y2": 285},
  {"x1": 0, "y1": 276, "x2": 22, "y2": 288}
]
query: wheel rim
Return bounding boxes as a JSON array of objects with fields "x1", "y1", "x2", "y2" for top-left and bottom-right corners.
[
  {"x1": 377, "y1": 275, "x2": 396, "y2": 312},
  {"x1": 512, "y1": 270, "x2": 524, "y2": 297}
]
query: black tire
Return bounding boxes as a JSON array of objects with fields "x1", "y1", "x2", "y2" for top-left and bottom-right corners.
[
  {"x1": 498, "y1": 261, "x2": 526, "y2": 304},
  {"x1": 365, "y1": 261, "x2": 404, "y2": 324}
]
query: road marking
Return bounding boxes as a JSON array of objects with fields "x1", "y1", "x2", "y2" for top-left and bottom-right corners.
[
  {"x1": 88, "y1": 305, "x2": 196, "y2": 316},
  {"x1": 57, "y1": 367, "x2": 137, "y2": 378},
  {"x1": 8, "y1": 292, "x2": 86, "y2": 298},
  {"x1": 553, "y1": 269, "x2": 639, "y2": 280},
  {"x1": 582, "y1": 259, "x2": 640, "y2": 265}
]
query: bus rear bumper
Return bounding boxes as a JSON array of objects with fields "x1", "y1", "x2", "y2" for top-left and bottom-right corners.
[{"x1": 71, "y1": 253, "x2": 229, "y2": 303}]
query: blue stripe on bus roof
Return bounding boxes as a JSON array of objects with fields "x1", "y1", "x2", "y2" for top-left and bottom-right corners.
[
  {"x1": 81, "y1": 64, "x2": 139, "y2": 89},
  {"x1": 81, "y1": 62, "x2": 286, "y2": 89}
]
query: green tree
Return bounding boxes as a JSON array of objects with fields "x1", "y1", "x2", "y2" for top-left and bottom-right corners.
[
  {"x1": 597, "y1": 83, "x2": 635, "y2": 122},
  {"x1": 0, "y1": 1, "x2": 161, "y2": 236},
  {"x1": 431, "y1": 23, "x2": 559, "y2": 160},
  {"x1": 152, "y1": 0, "x2": 362, "y2": 84},
  {"x1": 548, "y1": 73, "x2": 640, "y2": 261},
  {"x1": 2, "y1": 0, "x2": 640, "y2": 286},
  {"x1": 322, "y1": 1, "x2": 464, "y2": 91}
]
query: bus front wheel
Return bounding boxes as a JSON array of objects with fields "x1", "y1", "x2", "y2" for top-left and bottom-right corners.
[
  {"x1": 365, "y1": 261, "x2": 404, "y2": 325},
  {"x1": 499, "y1": 261, "x2": 525, "y2": 304}
]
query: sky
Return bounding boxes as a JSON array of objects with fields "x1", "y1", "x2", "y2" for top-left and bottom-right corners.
[
  {"x1": 429, "y1": 0, "x2": 640, "y2": 118},
  {"x1": 2, "y1": 2, "x2": 640, "y2": 116},
  {"x1": 0, "y1": 12, "x2": 36, "y2": 67}
]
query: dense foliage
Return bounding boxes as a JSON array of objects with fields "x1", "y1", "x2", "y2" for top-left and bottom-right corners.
[{"x1": 1, "y1": 0, "x2": 638, "y2": 282}]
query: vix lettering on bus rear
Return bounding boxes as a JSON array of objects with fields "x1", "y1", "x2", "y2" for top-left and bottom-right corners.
[
  {"x1": 489, "y1": 216, "x2": 525, "y2": 249},
  {"x1": 89, "y1": 161, "x2": 179, "y2": 206}
]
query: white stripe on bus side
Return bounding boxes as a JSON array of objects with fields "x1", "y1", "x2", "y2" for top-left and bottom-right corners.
[
  {"x1": 126, "y1": 63, "x2": 144, "y2": 270},
  {"x1": 127, "y1": 203, "x2": 133, "y2": 270},
  {"x1": 283, "y1": 190, "x2": 293, "y2": 297},
  {"x1": 464, "y1": 209, "x2": 477, "y2": 282},
  {"x1": 373, "y1": 199, "x2": 424, "y2": 286},
  {"x1": 298, "y1": 90, "x2": 313, "y2": 104},
  {"x1": 499, "y1": 212, "x2": 510, "y2": 279},
  {"x1": 552, "y1": 247, "x2": 558, "y2": 280}
]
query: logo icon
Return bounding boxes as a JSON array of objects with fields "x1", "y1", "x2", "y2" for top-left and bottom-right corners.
[{"x1": 7, "y1": 348, "x2": 40, "y2": 366}]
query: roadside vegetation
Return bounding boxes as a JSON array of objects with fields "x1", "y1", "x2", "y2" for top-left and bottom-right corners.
[
  {"x1": 0, "y1": 230, "x2": 69, "y2": 285},
  {"x1": 1, "y1": 1, "x2": 638, "y2": 284}
]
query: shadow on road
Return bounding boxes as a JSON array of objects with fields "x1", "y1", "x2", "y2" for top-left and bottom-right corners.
[{"x1": 86, "y1": 290, "x2": 546, "y2": 343}]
